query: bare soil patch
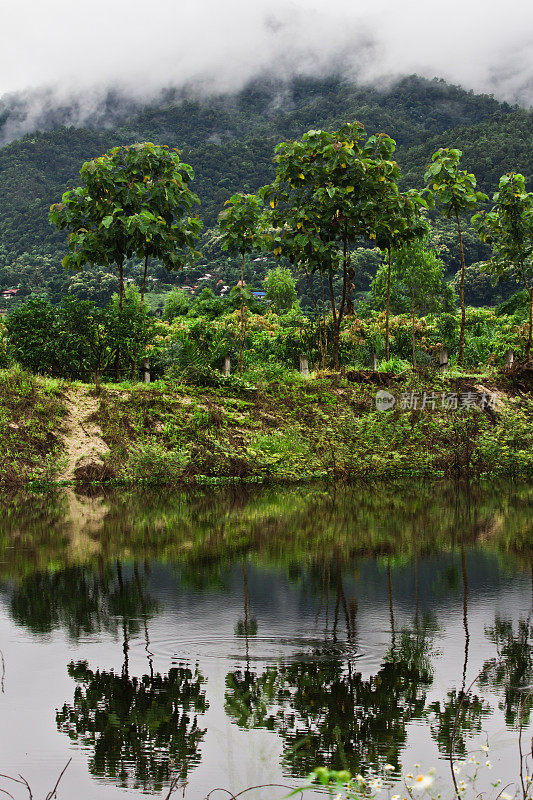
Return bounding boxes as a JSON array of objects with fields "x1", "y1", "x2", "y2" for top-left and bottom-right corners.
[{"x1": 59, "y1": 387, "x2": 109, "y2": 483}]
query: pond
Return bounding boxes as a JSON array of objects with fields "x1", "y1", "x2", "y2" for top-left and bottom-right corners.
[{"x1": 0, "y1": 482, "x2": 532, "y2": 799}]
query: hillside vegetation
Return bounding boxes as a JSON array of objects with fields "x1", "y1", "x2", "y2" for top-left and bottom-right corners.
[
  {"x1": 0, "y1": 75, "x2": 531, "y2": 304},
  {"x1": 1, "y1": 365, "x2": 532, "y2": 488}
]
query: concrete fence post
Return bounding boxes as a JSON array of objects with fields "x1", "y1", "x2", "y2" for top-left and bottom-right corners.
[
  {"x1": 505, "y1": 348, "x2": 514, "y2": 368},
  {"x1": 141, "y1": 358, "x2": 150, "y2": 383},
  {"x1": 222, "y1": 356, "x2": 231, "y2": 377},
  {"x1": 438, "y1": 349, "x2": 449, "y2": 372},
  {"x1": 299, "y1": 354, "x2": 309, "y2": 378}
]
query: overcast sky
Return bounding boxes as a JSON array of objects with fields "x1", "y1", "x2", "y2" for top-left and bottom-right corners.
[{"x1": 1, "y1": 0, "x2": 532, "y2": 113}]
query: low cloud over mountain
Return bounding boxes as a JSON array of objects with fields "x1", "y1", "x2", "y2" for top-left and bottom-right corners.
[{"x1": 1, "y1": 0, "x2": 531, "y2": 140}]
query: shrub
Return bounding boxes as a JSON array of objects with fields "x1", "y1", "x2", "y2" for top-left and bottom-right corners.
[{"x1": 122, "y1": 442, "x2": 189, "y2": 483}]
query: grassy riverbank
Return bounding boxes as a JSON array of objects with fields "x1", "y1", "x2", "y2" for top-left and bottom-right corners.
[{"x1": 1, "y1": 365, "x2": 532, "y2": 487}]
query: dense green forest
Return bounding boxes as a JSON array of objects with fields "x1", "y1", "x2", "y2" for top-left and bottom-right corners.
[{"x1": 0, "y1": 75, "x2": 531, "y2": 307}]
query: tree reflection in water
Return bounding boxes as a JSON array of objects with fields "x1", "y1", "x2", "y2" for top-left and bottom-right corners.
[
  {"x1": 429, "y1": 546, "x2": 491, "y2": 758},
  {"x1": 46, "y1": 558, "x2": 210, "y2": 791},
  {"x1": 56, "y1": 661, "x2": 208, "y2": 791},
  {"x1": 225, "y1": 557, "x2": 438, "y2": 777},
  {"x1": 4, "y1": 558, "x2": 158, "y2": 641},
  {"x1": 481, "y1": 616, "x2": 533, "y2": 727},
  {"x1": 0, "y1": 482, "x2": 532, "y2": 790}
]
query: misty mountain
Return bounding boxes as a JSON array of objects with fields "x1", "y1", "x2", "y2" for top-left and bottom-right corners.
[{"x1": 0, "y1": 74, "x2": 531, "y2": 303}]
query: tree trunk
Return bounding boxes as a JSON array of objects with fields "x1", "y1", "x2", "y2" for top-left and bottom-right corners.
[
  {"x1": 140, "y1": 253, "x2": 149, "y2": 309},
  {"x1": 345, "y1": 266, "x2": 355, "y2": 317},
  {"x1": 115, "y1": 261, "x2": 125, "y2": 381},
  {"x1": 118, "y1": 261, "x2": 124, "y2": 310},
  {"x1": 329, "y1": 226, "x2": 349, "y2": 371},
  {"x1": 385, "y1": 247, "x2": 392, "y2": 361},
  {"x1": 114, "y1": 347, "x2": 120, "y2": 381},
  {"x1": 526, "y1": 285, "x2": 533, "y2": 359},
  {"x1": 319, "y1": 268, "x2": 328, "y2": 368},
  {"x1": 411, "y1": 292, "x2": 417, "y2": 368},
  {"x1": 455, "y1": 208, "x2": 467, "y2": 366},
  {"x1": 132, "y1": 254, "x2": 150, "y2": 381},
  {"x1": 303, "y1": 263, "x2": 325, "y2": 368},
  {"x1": 238, "y1": 252, "x2": 245, "y2": 374},
  {"x1": 328, "y1": 271, "x2": 340, "y2": 370},
  {"x1": 461, "y1": 546, "x2": 470, "y2": 694},
  {"x1": 387, "y1": 561, "x2": 395, "y2": 652}
]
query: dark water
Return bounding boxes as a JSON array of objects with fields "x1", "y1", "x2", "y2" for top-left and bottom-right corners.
[{"x1": 0, "y1": 483, "x2": 532, "y2": 799}]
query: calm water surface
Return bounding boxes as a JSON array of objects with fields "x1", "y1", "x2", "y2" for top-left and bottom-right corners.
[{"x1": 0, "y1": 482, "x2": 532, "y2": 799}]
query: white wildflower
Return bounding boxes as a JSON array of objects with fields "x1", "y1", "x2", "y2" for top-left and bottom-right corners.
[
  {"x1": 486, "y1": 760, "x2": 493, "y2": 770},
  {"x1": 412, "y1": 774, "x2": 434, "y2": 791},
  {"x1": 500, "y1": 793, "x2": 513, "y2": 800},
  {"x1": 384, "y1": 764, "x2": 395, "y2": 772}
]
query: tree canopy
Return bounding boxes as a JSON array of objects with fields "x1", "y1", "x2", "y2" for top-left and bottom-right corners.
[{"x1": 49, "y1": 142, "x2": 202, "y2": 305}]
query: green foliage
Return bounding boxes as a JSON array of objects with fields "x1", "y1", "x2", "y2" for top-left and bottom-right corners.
[
  {"x1": 49, "y1": 142, "x2": 202, "y2": 296},
  {"x1": 425, "y1": 148, "x2": 488, "y2": 215},
  {"x1": 162, "y1": 288, "x2": 191, "y2": 321},
  {"x1": 186, "y1": 287, "x2": 220, "y2": 319},
  {"x1": 496, "y1": 289, "x2": 529, "y2": 317},
  {"x1": 372, "y1": 243, "x2": 445, "y2": 314},
  {"x1": 218, "y1": 192, "x2": 265, "y2": 257},
  {"x1": 473, "y1": 173, "x2": 533, "y2": 282},
  {"x1": 262, "y1": 123, "x2": 411, "y2": 366},
  {"x1": 451, "y1": 262, "x2": 503, "y2": 306},
  {"x1": 375, "y1": 356, "x2": 411, "y2": 373},
  {"x1": 473, "y1": 172, "x2": 533, "y2": 353},
  {"x1": 434, "y1": 312, "x2": 460, "y2": 353},
  {"x1": 371, "y1": 241, "x2": 445, "y2": 365},
  {"x1": 461, "y1": 307, "x2": 527, "y2": 366},
  {"x1": 0, "y1": 77, "x2": 528, "y2": 306},
  {"x1": 6, "y1": 292, "x2": 153, "y2": 380},
  {"x1": 0, "y1": 366, "x2": 64, "y2": 486},
  {"x1": 265, "y1": 124, "x2": 400, "y2": 266},
  {"x1": 474, "y1": 399, "x2": 533, "y2": 475},
  {"x1": 264, "y1": 266, "x2": 297, "y2": 313},
  {"x1": 425, "y1": 148, "x2": 488, "y2": 364},
  {"x1": 124, "y1": 441, "x2": 190, "y2": 483},
  {"x1": 5, "y1": 298, "x2": 58, "y2": 374}
]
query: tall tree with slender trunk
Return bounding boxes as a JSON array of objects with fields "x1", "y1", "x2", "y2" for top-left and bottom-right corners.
[
  {"x1": 218, "y1": 192, "x2": 265, "y2": 373},
  {"x1": 264, "y1": 124, "x2": 402, "y2": 369},
  {"x1": 424, "y1": 148, "x2": 487, "y2": 366},
  {"x1": 50, "y1": 143, "x2": 202, "y2": 379},
  {"x1": 386, "y1": 241, "x2": 444, "y2": 367},
  {"x1": 373, "y1": 188, "x2": 429, "y2": 361},
  {"x1": 473, "y1": 172, "x2": 533, "y2": 359}
]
